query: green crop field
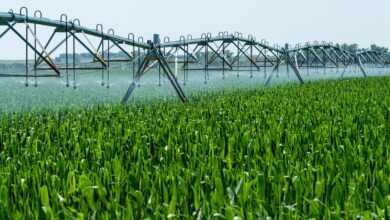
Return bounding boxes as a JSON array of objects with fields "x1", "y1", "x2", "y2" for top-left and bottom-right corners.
[{"x1": 0, "y1": 76, "x2": 390, "y2": 219}]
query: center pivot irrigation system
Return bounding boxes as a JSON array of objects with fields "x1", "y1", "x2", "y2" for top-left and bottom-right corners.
[{"x1": 0, "y1": 7, "x2": 389, "y2": 103}]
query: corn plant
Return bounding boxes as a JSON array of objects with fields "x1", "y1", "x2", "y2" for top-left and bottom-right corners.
[{"x1": 0, "y1": 76, "x2": 390, "y2": 219}]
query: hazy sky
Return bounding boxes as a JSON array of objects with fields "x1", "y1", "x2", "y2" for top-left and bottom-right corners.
[{"x1": 1, "y1": 0, "x2": 390, "y2": 59}]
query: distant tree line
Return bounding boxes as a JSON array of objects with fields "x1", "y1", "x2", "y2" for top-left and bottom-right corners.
[
  {"x1": 334, "y1": 43, "x2": 388, "y2": 54},
  {"x1": 369, "y1": 44, "x2": 388, "y2": 54},
  {"x1": 55, "y1": 51, "x2": 129, "y2": 63}
]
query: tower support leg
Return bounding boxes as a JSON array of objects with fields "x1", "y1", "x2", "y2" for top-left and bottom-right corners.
[{"x1": 122, "y1": 45, "x2": 188, "y2": 104}]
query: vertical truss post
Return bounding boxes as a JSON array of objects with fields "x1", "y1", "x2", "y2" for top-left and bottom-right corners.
[
  {"x1": 107, "y1": 38, "x2": 111, "y2": 88},
  {"x1": 101, "y1": 38, "x2": 105, "y2": 86},
  {"x1": 222, "y1": 40, "x2": 225, "y2": 79},
  {"x1": 72, "y1": 31, "x2": 76, "y2": 89},
  {"x1": 159, "y1": 39, "x2": 164, "y2": 87},
  {"x1": 250, "y1": 43, "x2": 253, "y2": 78},
  {"x1": 322, "y1": 47, "x2": 327, "y2": 75},
  {"x1": 174, "y1": 47, "x2": 178, "y2": 78},
  {"x1": 184, "y1": 43, "x2": 188, "y2": 85},
  {"x1": 97, "y1": 24, "x2": 105, "y2": 86},
  {"x1": 204, "y1": 43, "x2": 207, "y2": 84},
  {"x1": 137, "y1": 36, "x2": 143, "y2": 87},
  {"x1": 334, "y1": 48, "x2": 339, "y2": 75},
  {"x1": 33, "y1": 20, "x2": 38, "y2": 87},
  {"x1": 306, "y1": 47, "x2": 310, "y2": 76},
  {"x1": 33, "y1": 10, "x2": 43, "y2": 87},
  {"x1": 61, "y1": 14, "x2": 70, "y2": 87},
  {"x1": 158, "y1": 60, "x2": 162, "y2": 86},
  {"x1": 202, "y1": 35, "x2": 208, "y2": 84},
  {"x1": 107, "y1": 29, "x2": 115, "y2": 89},
  {"x1": 130, "y1": 34, "x2": 135, "y2": 81},
  {"x1": 179, "y1": 36, "x2": 185, "y2": 85},
  {"x1": 285, "y1": 44, "x2": 289, "y2": 78},
  {"x1": 275, "y1": 47, "x2": 280, "y2": 78},
  {"x1": 206, "y1": 33, "x2": 212, "y2": 81},
  {"x1": 276, "y1": 46, "x2": 281, "y2": 75},
  {"x1": 264, "y1": 48, "x2": 267, "y2": 78},
  {"x1": 236, "y1": 37, "x2": 240, "y2": 78},
  {"x1": 72, "y1": 19, "x2": 82, "y2": 89},
  {"x1": 22, "y1": 8, "x2": 29, "y2": 87}
]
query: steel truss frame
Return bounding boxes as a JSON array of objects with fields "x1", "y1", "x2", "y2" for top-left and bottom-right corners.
[{"x1": 0, "y1": 8, "x2": 389, "y2": 103}]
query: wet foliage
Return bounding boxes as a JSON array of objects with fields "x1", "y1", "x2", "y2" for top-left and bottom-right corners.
[{"x1": 0, "y1": 76, "x2": 390, "y2": 219}]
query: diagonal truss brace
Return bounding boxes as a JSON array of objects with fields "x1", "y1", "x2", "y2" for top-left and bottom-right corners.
[
  {"x1": 309, "y1": 48, "x2": 325, "y2": 66},
  {"x1": 26, "y1": 24, "x2": 57, "y2": 67},
  {"x1": 70, "y1": 32, "x2": 107, "y2": 67},
  {"x1": 206, "y1": 42, "x2": 233, "y2": 69},
  {"x1": 320, "y1": 47, "x2": 338, "y2": 67},
  {"x1": 6, "y1": 22, "x2": 60, "y2": 75},
  {"x1": 0, "y1": 22, "x2": 16, "y2": 38},
  {"x1": 254, "y1": 45, "x2": 275, "y2": 66},
  {"x1": 231, "y1": 41, "x2": 260, "y2": 70}
]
